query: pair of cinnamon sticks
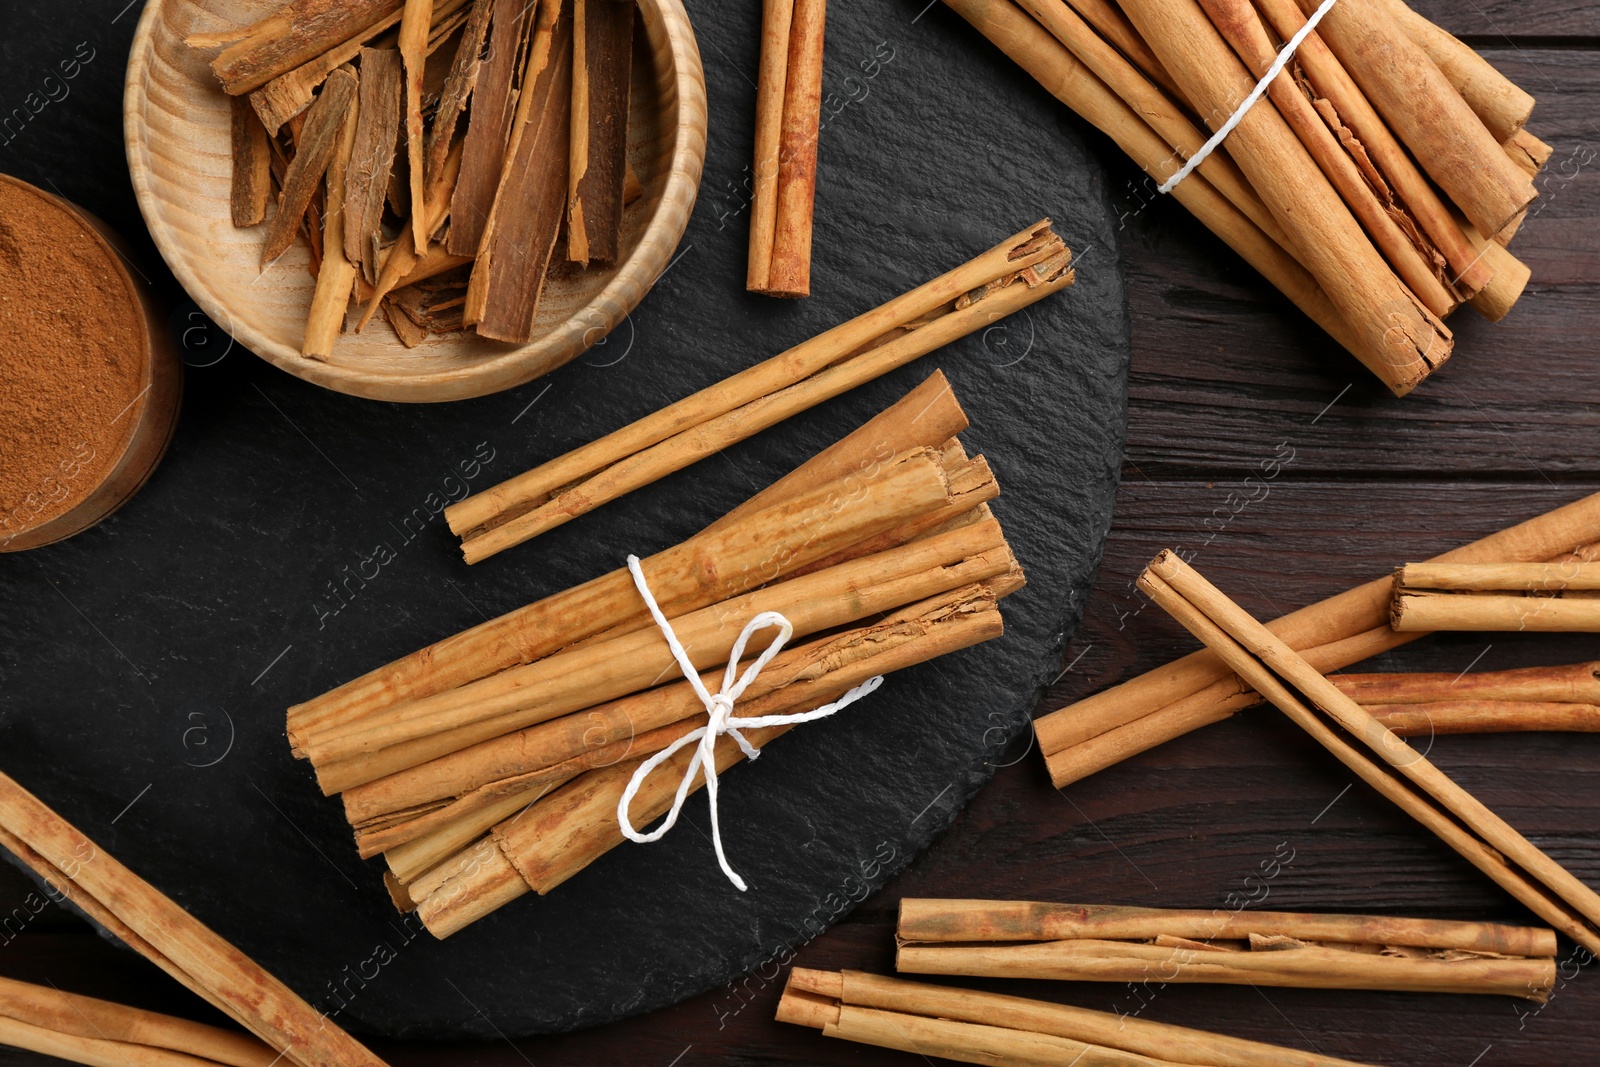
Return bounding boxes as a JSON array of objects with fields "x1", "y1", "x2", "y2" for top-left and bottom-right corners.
[
  {"x1": 1393, "y1": 562, "x2": 1600, "y2": 632},
  {"x1": 285, "y1": 372, "x2": 1025, "y2": 936},
  {"x1": 195, "y1": 0, "x2": 638, "y2": 354},
  {"x1": 895, "y1": 899, "x2": 1558, "y2": 1000},
  {"x1": 444, "y1": 220, "x2": 1073, "y2": 563},
  {"x1": 943, "y1": 0, "x2": 1546, "y2": 394},
  {"x1": 1337, "y1": 661, "x2": 1600, "y2": 736},
  {"x1": 0, "y1": 771, "x2": 388, "y2": 1067},
  {"x1": 1035, "y1": 491, "x2": 1600, "y2": 788}
]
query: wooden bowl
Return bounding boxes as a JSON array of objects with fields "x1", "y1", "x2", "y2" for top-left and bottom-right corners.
[
  {"x1": 124, "y1": 0, "x2": 705, "y2": 403},
  {"x1": 0, "y1": 176, "x2": 183, "y2": 552}
]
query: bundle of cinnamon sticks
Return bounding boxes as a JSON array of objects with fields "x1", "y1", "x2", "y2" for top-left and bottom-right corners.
[
  {"x1": 1035, "y1": 491, "x2": 1600, "y2": 788},
  {"x1": 779, "y1": 968, "x2": 1384, "y2": 1067},
  {"x1": 444, "y1": 220, "x2": 1073, "y2": 562},
  {"x1": 285, "y1": 373, "x2": 1025, "y2": 936},
  {"x1": 0, "y1": 771, "x2": 389, "y2": 1067},
  {"x1": 942, "y1": 0, "x2": 1547, "y2": 394},
  {"x1": 896, "y1": 899, "x2": 1558, "y2": 999},
  {"x1": 192, "y1": 0, "x2": 641, "y2": 355}
]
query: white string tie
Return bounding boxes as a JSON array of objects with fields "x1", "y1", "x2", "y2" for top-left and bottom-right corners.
[
  {"x1": 1158, "y1": 0, "x2": 1340, "y2": 194},
  {"x1": 616, "y1": 555, "x2": 884, "y2": 890}
]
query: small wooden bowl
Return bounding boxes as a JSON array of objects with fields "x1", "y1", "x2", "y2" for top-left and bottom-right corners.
[
  {"x1": 0, "y1": 176, "x2": 183, "y2": 553},
  {"x1": 124, "y1": 0, "x2": 705, "y2": 403}
]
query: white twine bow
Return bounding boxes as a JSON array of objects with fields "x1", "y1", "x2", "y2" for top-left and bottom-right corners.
[
  {"x1": 616, "y1": 555, "x2": 884, "y2": 890},
  {"x1": 1158, "y1": 0, "x2": 1341, "y2": 194}
]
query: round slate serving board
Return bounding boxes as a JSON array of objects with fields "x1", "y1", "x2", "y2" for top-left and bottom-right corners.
[{"x1": 0, "y1": 0, "x2": 1129, "y2": 1038}]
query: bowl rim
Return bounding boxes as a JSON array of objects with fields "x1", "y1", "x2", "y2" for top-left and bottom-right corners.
[{"x1": 123, "y1": 0, "x2": 706, "y2": 403}]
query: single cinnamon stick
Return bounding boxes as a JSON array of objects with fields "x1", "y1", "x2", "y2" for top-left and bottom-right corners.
[
  {"x1": 1396, "y1": 561, "x2": 1600, "y2": 592},
  {"x1": 1505, "y1": 129, "x2": 1553, "y2": 179},
  {"x1": 342, "y1": 48, "x2": 402, "y2": 283},
  {"x1": 448, "y1": 0, "x2": 533, "y2": 255},
  {"x1": 449, "y1": 222, "x2": 1072, "y2": 556},
  {"x1": 1301, "y1": 0, "x2": 1535, "y2": 239},
  {"x1": 1458, "y1": 214, "x2": 1530, "y2": 322},
  {"x1": 940, "y1": 0, "x2": 1363, "y2": 362},
  {"x1": 260, "y1": 67, "x2": 357, "y2": 268},
  {"x1": 781, "y1": 969, "x2": 1383, "y2": 1067},
  {"x1": 1121, "y1": 0, "x2": 1452, "y2": 395},
  {"x1": 290, "y1": 373, "x2": 967, "y2": 743},
  {"x1": 748, "y1": 0, "x2": 826, "y2": 296},
  {"x1": 1332, "y1": 661, "x2": 1600, "y2": 705},
  {"x1": 398, "y1": 0, "x2": 434, "y2": 255},
  {"x1": 470, "y1": 0, "x2": 574, "y2": 341},
  {"x1": 1371, "y1": 701, "x2": 1600, "y2": 736},
  {"x1": 424, "y1": 0, "x2": 491, "y2": 196},
  {"x1": 1034, "y1": 493, "x2": 1600, "y2": 784},
  {"x1": 302, "y1": 75, "x2": 362, "y2": 359},
  {"x1": 229, "y1": 96, "x2": 272, "y2": 226},
  {"x1": 207, "y1": 0, "x2": 400, "y2": 95},
  {"x1": 1139, "y1": 552, "x2": 1600, "y2": 955},
  {"x1": 0, "y1": 772, "x2": 389, "y2": 1067},
  {"x1": 1381, "y1": 0, "x2": 1534, "y2": 142},
  {"x1": 568, "y1": 0, "x2": 633, "y2": 265}
]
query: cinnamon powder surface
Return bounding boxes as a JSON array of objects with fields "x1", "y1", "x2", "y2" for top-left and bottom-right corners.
[{"x1": 0, "y1": 177, "x2": 144, "y2": 536}]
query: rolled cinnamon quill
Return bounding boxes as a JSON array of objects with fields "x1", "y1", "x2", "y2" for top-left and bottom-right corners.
[
  {"x1": 780, "y1": 968, "x2": 1382, "y2": 1067},
  {"x1": 1137, "y1": 551, "x2": 1600, "y2": 956},
  {"x1": 896, "y1": 900, "x2": 1556, "y2": 999},
  {"x1": 1392, "y1": 562, "x2": 1600, "y2": 632}
]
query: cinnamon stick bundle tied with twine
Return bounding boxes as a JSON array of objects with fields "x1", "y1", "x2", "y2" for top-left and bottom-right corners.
[
  {"x1": 1392, "y1": 562, "x2": 1600, "y2": 632},
  {"x1": 896, "y1": 899, "x2": 1557, "y2": 1000},
  {"x1": 444, "y1": 220, "x2": 1074, "y2": 562},
  {"x1": 779, "y1": 968, "x2": 1384, "y2": 1067},
  {"x1": 1033, "y1": 492, "x2": 1600, "y2": 789},
  {"x1": 1333, "y1": 660, "x2": 1600, "y2": 736},
  {"x1": 940, "y1": 0, "x2": 1543, "y2": 394},
  {"x1": 0, "y1": 771, "x2": 389, "y2": 1067},
  {"x1": 285, "y1": 375, "x2": 1025, "y2": 934},
  {"x1": 1137, "y1": 551, "x2": 1600, "y2": 956}
]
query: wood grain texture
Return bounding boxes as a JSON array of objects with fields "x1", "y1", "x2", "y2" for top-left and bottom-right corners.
[{"x1": 124, "y1": 0, "x2": 705, "y2": 401}]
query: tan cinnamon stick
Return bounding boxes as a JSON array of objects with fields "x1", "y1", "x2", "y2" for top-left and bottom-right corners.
[
  {"x1": 341, "y1": 48, "x2": 401, "y2": 283},
  {"x1": 302, "y1": 75, "x2": 362, "y2": 359},
  {"x1": 1121, "y1": 0, "x2": 1452, "y2": 395},
  {"x1": 1393, "y1": 562, "x2": 1600, "y2": 631},
  {"x1": 1139, "y1": 552, "x2": 1600, "y2": 955},
  {"x1": 207, "y1": 0, "x2": 400, "y2": 95},
  {"x1": 1332, "y1": 661, "x2": 1600, "y2": 705},
  {"x1": 1060, "y1": 0, "x2": 1181, "y2": 101},
  {"x1": 1371, "y1": 701, "x2": 1600, "y2": 736},
  {"x1": 449, "y1": 221, "x2": 1072, "y2": 557},
  {"x1": 781, "y1": 969, "x2": 1381, "y2": 1067},
  {"x1": 1381, "y1": 0, "x2": 1533, "y2": 142},
  {"x1": 1506, "y1": 129, "x2": 1554, "y2": 179},
  {"x1": 229, "y1": 96, "x2": 272, "y2": 227},
  {"x1": 1396, "y1": 561, "x2": 1600, "y2": 592},
  {"x1": 1035, "y1": 494, "x2": 1600, "y2": 786},
  {"x1": 747, "y1": 0, "x2": 827, "y2": 296},
  {"x1": 398, "y1": 0, "x2": 434, "y2": 255},
  {"x1": 1301, "y1": 0, "x2": 1535, "y2": 239},
  {"x1": 260, "y1": 66, "x2": 357, "y2": 269},
  {"x1": 568, "y1": 0, "x2": 633, "y2": 265},
  {"x1": 0, "y1": 772, "x2": 388, "y2": 1067},
  {"x1": 448, "y1": 0, "x2": 533, "y2": 255}
]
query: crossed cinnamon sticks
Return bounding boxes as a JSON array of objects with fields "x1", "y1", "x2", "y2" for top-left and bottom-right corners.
[
  {"x1": 942, "y1": 0, "x2": 1544, "y2": 394},
  {"x1": 287, "y1": 373, "x2": 1025, "y2": 936}
]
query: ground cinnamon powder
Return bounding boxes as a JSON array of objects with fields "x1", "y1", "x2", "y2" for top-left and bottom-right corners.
[{"x1": 0, "y1": 177, "x2": 145, "y2": 537}]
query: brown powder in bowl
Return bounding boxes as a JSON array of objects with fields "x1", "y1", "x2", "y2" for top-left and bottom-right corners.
[{"x1": 0, "y1": 177, "x2": 146, "y2": 536}]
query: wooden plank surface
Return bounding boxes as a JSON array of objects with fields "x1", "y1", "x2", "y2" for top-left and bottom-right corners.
[{"x1": 4, "y1": 9, "x2": 1600, "y2": 1067}]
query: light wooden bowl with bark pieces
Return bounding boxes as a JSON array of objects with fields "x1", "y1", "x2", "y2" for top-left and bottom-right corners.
[{"x1": 124, "y1": 0, "x2": 705, "y2": 403}]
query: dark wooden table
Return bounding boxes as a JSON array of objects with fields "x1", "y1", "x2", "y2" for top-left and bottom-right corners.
[{"x1": 4, "y1": 2, "x2": 1599, "y2": 1064}]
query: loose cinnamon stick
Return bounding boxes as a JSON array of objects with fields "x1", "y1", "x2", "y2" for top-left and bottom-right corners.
[
  {"x1": 1382, "y1": 0, "x2": 1534, "y2": 143},
  {"x1": 260, "y1": 67, "x2": 357, "y2": 269},
  {"x1": 1396, "y1": 561, "x2": 1600, "y2": 592},
  {"x1": 229, "y1": 97, "x2": 272, "y2": 226},
  {"x1": 747, "y1": 0, "x2": 826, "y2": 296},
  {"x1": 448, "y1": 0, "x2": 533, "y2": 255},
  {"x1": 1139, "y1": 552, "x2": 1600, "y2": 955},
  {"x1": 781, "y1": 969, "x2": 1381, "y2": 1067},
  {"x1": 0, "y1": 771, "x2": 388, "y2": 1067},
  {"x1": 1332, "y1": 661, "x2": 1600, "y2": 706},
  {"x1": 1371, "y1": 701, "x2": 1600, "y2": 736},
  {"x1": 398, "y1": 0, "x2": 434, "y2": 255},
  {"x1": 1506, "y1": 129, "x2": 1554, "y2": 179},
  {"x1": 1301, "y1": 0, "x2": 1535, "y2": 239},
  {"x1": 449, "y1": 221, "x2": 1073, "y2": 557},
  {"x1": 208, "y1": 0, "x2": 400, "y2": 95},
  {"x1": 1121, "y1": 0, "x2": 1452, "y2": 394},
  {"x1": 302, "y1": 74, "x2": 362, "y2": 359},
  {"x1": 941, "y1": 0, "x2": 1363, "y2": 362},
  {"x1": 290, "y1": 372, "x2": 967, "y2": 744},
  {"x1": 568, "y1": 0, "x2": 633, "y2": 265},
  {"x1": 1035, "y1": 494, "x2": 1600, "y2": 786},
  {"x1": 0, "y1": 975, "x2": 276, "y2": 1067},
  {"x1": 342, "y1": 48, "x2": 402, "y2": 283}
]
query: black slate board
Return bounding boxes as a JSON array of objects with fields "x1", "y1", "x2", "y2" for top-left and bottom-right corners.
[{"x1": 0, "y1": 0, "x2": 1129, "y2": 1038}]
